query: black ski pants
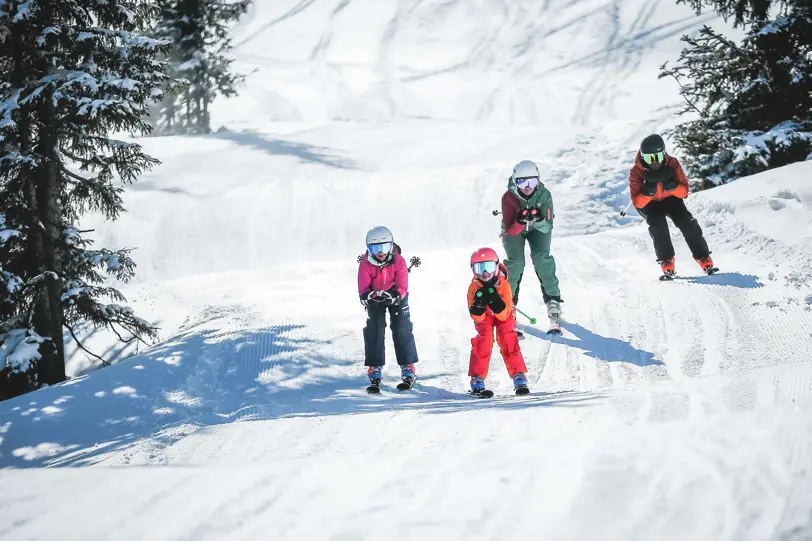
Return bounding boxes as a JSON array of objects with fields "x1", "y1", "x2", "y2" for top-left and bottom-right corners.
[
  {"x1": 364, "y1": 294, "x2": 419, "y2": 367},
  {"x1": 637, "y1": 196, "x2": 710, "y2": 262}
]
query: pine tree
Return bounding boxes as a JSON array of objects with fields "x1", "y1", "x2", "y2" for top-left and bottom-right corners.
[
  {"x1": 0, "y1": 0, "x2": 166, "y2": 399},
  {"x1": 661, "y1": 1, "x2": 812, "y2": 186},
  {"x1": 152, "y1": 0, "x2": 250, "y2": 135}
]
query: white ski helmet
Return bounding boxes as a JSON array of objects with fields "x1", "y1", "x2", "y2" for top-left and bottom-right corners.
[
  {"x1": 511, "y1": 160, "x2": 540, "y2": 180},
  {"x1": 366, "y1": 225, "x2": 393, "y2": 246}
]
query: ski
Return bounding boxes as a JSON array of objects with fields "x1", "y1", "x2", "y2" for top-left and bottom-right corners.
[
  {"x1": 516, "y1": 330, "x2": 525, "y2": 340},
  {"x1": 515, "y1": 384, "x2": 530, "y2": 396},
  {"x1": 396, "y1": 376, "x2": 416, "y2": 391}
]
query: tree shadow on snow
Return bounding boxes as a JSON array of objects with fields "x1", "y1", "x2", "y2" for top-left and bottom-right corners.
[
  {"x1": 213, "y1": 129, "x2": 359, "y2": 170},
  {"x1": 674, "y1": 272, "x2": 763, "y2": 289},
  {"x1": 0, "y1": 323, "x2": 595, "y2": 469},
  {"x1": 519, "y1": 321, "x2": 663, "y2": 367}
]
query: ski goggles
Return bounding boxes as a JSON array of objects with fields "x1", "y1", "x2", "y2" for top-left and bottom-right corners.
[
  {"x1": 368, "y1": 242, "x2": 393, "y2": 255},
  {"x1": 472, "y1": 261, "x2": 498, "y2": 275},
  {"x1": 642, "y1": 151, "x2": 665, "y2": 165},
  {"x1": 515, "y1": 176, "x2": 540, "y2": 189}
]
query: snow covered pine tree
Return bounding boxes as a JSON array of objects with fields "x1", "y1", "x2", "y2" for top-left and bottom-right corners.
[
  {"x1": 151, "y1": 0, "x2": 250, "y2": 135},
  {"x1": 662, "y1": 0, "x2": 812, "y2": 186},
  {"x1": 0, "y1": 0, "x2": 170, "y2": 399}
]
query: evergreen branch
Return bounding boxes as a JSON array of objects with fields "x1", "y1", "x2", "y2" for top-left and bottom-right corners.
[
  {"x1": 660, "y1": 61, "x2": 706, "y2": 118},
  {"x1": 60, "y1": 165, "x2": 89, "y2": 185},
  {"x1": 65, "y1": 321, "x2": 111, "y2": 367},
  {"x1": 109, "y1": 322, "x2": 137, "y2": 344}
]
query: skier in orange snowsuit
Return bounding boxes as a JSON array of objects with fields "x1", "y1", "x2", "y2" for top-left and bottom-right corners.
[{"x1": 467, "y1": 247, "x2": 529, "y2": 396}]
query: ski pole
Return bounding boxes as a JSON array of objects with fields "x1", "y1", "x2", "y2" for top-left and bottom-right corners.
[
  {"x1": 516, "y1": 307, "x2": 537, "y2": 325},
  {"x1": 620, "y1": 200, "x2": 633, "y2": 217}
]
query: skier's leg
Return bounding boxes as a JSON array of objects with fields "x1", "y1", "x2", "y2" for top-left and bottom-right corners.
[
  {"x1": 363, "y1": 303, "x2": 387, "y2": 367},
  {"x1": 639, "y1": 201, "x2": 674, "y2": 261},
  {"x1": 469, "y1": 318, "x2": 495, "y2": 379},
  {"x1": 495, "y1": 313, "x2": 527, "y2": 378},
  {"x1": 527, "y1": 228, "x2": 560, "y2": 303},
  {"x1": 389, "y1": 295, "x2": 418, "y2": 367},
  {"x1": 501, "y1": 232, "x2": 526, "y2": 304},
  {"x1": 666, "y1": 198, "x2": 711, "y2": 260}
]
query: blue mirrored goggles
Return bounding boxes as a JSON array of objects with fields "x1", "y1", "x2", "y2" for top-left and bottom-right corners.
[
  {"x1": 642, "y1": 151, "x2": 665, "y2": 165},
  {"x1": 368, "y1": 242, "x2": 393, "y2": 255},
  {"x1": 515, "y1": 176, "x2": 540, "y2": 189},
  {"x1": 472, "y1": 261, "x2": 498, "y2": 275}
]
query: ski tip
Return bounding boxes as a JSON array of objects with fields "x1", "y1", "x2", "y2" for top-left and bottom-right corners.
[
  {"x1": 469, "y1": 389, "x2": 495, "y2": 398},
  {"x1": 547, "y1": 328, "x2": 562, "y2": 335},
  {"x1": 515, "y1": 387, "x2": 531, "y2": 396},
  {"x1": 707, "y1": 267, "x2": 720, "y2": 275},
  {"x1": 366, "y1": 385, "x2": 381, "y2": 394},
  {"x1": 659, "y1": 274, "x2": 675, "y2": 281}
]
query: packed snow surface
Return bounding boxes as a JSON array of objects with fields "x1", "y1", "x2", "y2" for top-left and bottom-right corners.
[{"x1": 2, "y1": 1, "x2": 811, "y2": 540}]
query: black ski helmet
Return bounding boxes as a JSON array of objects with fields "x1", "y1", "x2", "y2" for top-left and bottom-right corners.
[{"x1": 640, "y1": 134, "x2": 666, "y2": 155}]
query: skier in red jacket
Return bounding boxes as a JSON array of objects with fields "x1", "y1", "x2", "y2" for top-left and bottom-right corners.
[
  {"x1": 466, "y1": 247, "x2": 529, "y2": 396},
  {"x1": 629, "y1": 134, "x2": 717, "y2": 279}
]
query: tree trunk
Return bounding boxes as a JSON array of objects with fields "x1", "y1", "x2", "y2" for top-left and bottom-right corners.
[
  {"x1": 10, "y1": 16, "x2": 65, "y2": 387},
  {"x1": 202, "y1": 86, "x2": 210, "y2": 134},
  {"x1": 31, "y1": 90, "x2": 66, "y2": 385}
]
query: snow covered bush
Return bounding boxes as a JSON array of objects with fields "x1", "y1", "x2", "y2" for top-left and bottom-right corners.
[{"x1": 662, "y1": 1, "x2": 812, "y2": 187}]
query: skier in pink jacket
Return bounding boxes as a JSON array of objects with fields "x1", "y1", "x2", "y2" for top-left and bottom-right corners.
[{"x1": 358, "y1": 225, "x2": 418, "y2": 391}]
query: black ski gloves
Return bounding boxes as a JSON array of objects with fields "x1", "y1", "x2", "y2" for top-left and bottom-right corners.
[
  {"x1": 488, "y1": 295, "x2": 507, "y2": 314},
  {"x1": 362, "y1": 289, "x2": 401, "y2": 307},
  {"x1": 661, "y1": 175, "x2": 679, "y2": 192},
  {"x1": 641, "y1": 179, "x2": 658, "y2": 196},
  {"x1": 469, "y1": 287, "x2": 488, "y2": 316},
  {"x1": 471, "y1": 286, "x2": 506, "y2": 315},
  {"x1": 643, "y1": 165, "x2": 678, "y2": 195},
  {"x1": 383, "y1": 287, "x2": 401, "y2": 306},
  {"x1": 516, "y1": 207, "x2": 544, "y2": 225}
]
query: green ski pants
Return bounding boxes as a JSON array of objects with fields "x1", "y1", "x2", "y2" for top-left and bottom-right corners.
[{"x1": 501, "y1": 228, "x2": 560, "y2": 304}]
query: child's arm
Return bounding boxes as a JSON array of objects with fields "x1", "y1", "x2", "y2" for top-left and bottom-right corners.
[
  {"x1": 667, "y1": 157, "x2": 690, "y2": 199},
  {"x1": 489, "y1": 281, "x2": 514, "y2": 321},
  {"x1": 630, "y1": 163, "x2": 653, "y2": 209},
  {"x1": 357, "y1": 260, "x2": 372, "y2": 296},
  {"x1": 392, "y1": 254, "x2": 408, "y2": 298},
  {"x1": 534, "y1": 188, "x2": 554, "y2": 234},
  {"x1": 467, "y1": 283, "x2": 488, "y2": 322},
  {"x1": 502, "y1": 191, "x2": 526, "y2": 237}
]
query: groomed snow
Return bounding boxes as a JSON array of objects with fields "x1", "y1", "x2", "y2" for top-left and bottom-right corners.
[{"x1": 1, "y1": 1, "x2": 811, "y2": 540}]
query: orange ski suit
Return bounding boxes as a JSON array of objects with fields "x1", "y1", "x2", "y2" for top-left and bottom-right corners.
[{"x1": 467, "y1": 263, "x2": 527, "y2": 379}]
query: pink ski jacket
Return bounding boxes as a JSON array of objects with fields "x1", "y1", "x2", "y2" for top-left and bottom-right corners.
[{"x1": 357, "y1": 252, "x2": 409, "y2": 298}]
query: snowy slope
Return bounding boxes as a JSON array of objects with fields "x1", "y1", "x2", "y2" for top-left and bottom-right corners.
[{"x1": 2, "y1": 1, "x2": 812, "y2": 540}]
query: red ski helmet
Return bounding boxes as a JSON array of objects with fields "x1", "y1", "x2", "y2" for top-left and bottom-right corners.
[
  {"x1": 470, "y1": 247, "x2": 499, "y2": 276},
  {"x1": 470, "y1": 247, "x2": 499, "y2": 266}
]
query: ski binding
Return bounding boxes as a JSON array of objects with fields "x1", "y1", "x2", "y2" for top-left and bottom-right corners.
[{"x1": 396, "y1": 376, "x2": 416, "y2": 391}]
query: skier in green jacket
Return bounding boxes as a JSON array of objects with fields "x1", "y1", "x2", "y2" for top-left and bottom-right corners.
[{"x1": 500, "y1": 160, "x2": 563, "y2": 332}]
